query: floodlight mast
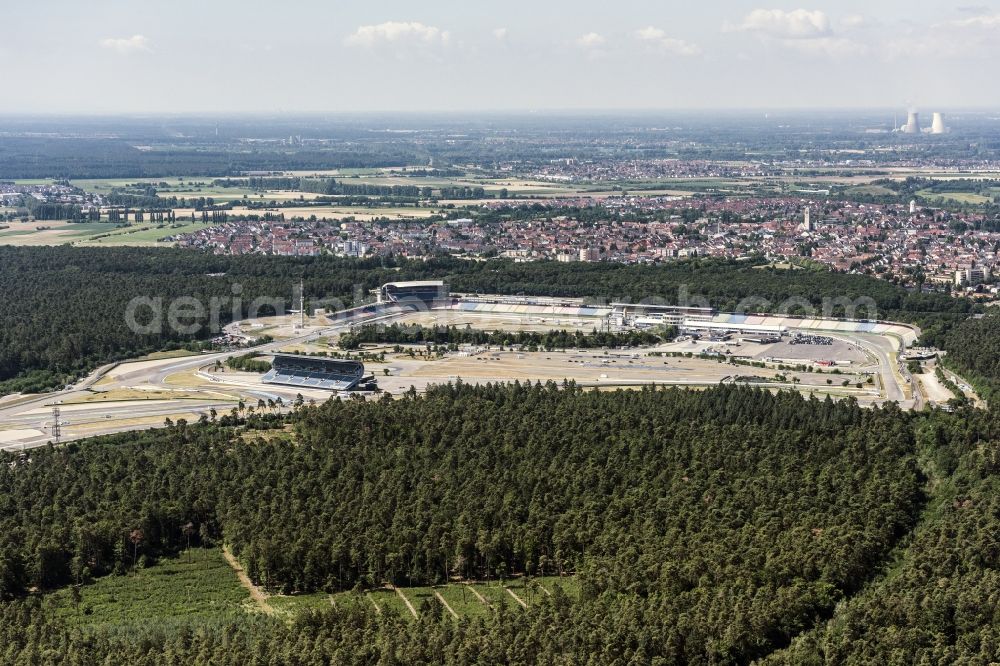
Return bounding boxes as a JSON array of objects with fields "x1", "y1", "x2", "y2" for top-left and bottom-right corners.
[{"x1": 51, "y1": 405, "x2": 61, "y2": 444}]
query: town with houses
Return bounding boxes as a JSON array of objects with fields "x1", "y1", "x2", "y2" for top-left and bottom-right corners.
[
  {"x1": 3, "y1": 157, "x2": 999, "y2": 298},
  {"x1": 166, "y1": 195, "x2": 999, "y2": 296}
]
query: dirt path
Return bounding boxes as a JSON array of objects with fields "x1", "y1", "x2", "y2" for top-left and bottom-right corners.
[
  {"x1": 434, "y1": 589, "x2": 460, "y2": 619},
  {"x1": 222, "y1": 546, "x2": 275, "y2": 615},
  {"x1": 917, "y1": 371, "x2": 953, "y2": 404},
  {"x1": 388, "y1": 583, "x2": 418, "y2": 619},
  {"x1": 367, "y1": 592, "x2": 381, "y2": 614},
  {"x1": 505, "y1": 586, "x2": 528, "y2": 608},
  {"x1": 465, "y1": 583, "x2": 493, "y2": 610}
]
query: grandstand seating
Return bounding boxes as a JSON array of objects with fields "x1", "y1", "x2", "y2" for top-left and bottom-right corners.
[{"x1": 262, "y1": 355, "x2": 366, "y2": 391}]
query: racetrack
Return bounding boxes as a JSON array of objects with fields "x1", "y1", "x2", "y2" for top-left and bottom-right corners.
[{"x1": 0, "y1": 299, "x2": 935, "y2": 451}]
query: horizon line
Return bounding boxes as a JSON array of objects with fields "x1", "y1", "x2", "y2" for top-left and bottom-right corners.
[{"x1": 0, "y1": 106, "x2": 995, "y2": 119}]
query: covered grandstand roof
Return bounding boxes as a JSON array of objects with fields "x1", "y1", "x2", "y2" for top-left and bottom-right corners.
[
  {"x1": 683, "y1": 320, "x2": 786, "y2": 334},
  {"x1": 611, "y1": 303, "x2": 715, "y2": 313},
  {"x1": 381, "y1": 280, "x2": 446, "y2": 289}
]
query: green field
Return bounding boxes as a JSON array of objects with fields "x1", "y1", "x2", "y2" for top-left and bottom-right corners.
[
  {"x1": 0, "y1": 219, "x2": 213, "y2": 247},
  {"x1": 35, "y1": 539, "x2": 578, "y2": 634},
  {"x1": 436, "y1": 584, "x2": 491, "y2": 617},
  {"x1": 77, "y1": 221, "x2": 215, "y2": 246},
  {"x1": 268, "y1": 591, "x2": 334, "y2": 616},
  {"x1": 916, "y1": 189, "x2": 993, "y2": 204},
  {"x1": 40, "y1": 548, "x2": 579, "y2": 631},
  {"x1": 68, "y1": 177, "x2": 222, "y2": 192},
  {"x1": 0, "y1": 221, "x2": 122, "y2": 244},
  {"x1": 45, "y1": 548, "x2": 251, "y2": 632},
  {"x1": 844, "y1": 184, "x2": 897, "y2": 196}
]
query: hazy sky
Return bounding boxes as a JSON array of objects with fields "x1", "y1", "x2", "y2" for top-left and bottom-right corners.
[{"x1": 5, "y1": 1, "x2": 1000, "y2": 113}]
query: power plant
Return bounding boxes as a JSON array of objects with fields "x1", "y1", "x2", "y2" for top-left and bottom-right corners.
[
  {"x1": 896, "y1": 109, "x2": 949, "y2": 135},
  {"x1": 931, "y1": 112, "x2": 948, "y2": 134}
]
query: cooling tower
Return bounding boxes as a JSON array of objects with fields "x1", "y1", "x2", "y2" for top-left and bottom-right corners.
[
  {"x1": 902, "y1": 110, "x2": 920, "y2": 134},
  {"x1": 931, "y1": 112, "x2": 947, "y2": 134}
]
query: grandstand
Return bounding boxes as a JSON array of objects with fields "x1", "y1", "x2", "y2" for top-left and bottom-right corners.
[
  {"x1": 612, "y1": 303, "x2": 714, "y2": 329},
  {"x1": 262, "y1": 354, "x2": 373, "y2": 391},
  {"x1": 378, "y1": 281, "x2": 450, "y2": 306}
]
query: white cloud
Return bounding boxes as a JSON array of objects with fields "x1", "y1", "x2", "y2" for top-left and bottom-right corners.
[
  {"x1": 636, "y1": 26, "x2": 667, "y2": 42},
  {"x1": 493, "y1": 27, "x2": 508, "y2": 41},
  {"x1": 99, "y1": 35, "x2": 151, "y2": 54},
  {"x1": 576, "y1": 32, "x2": 606, "y2": 48},
  {"x1": 634, "y1": 26, "x2": 701, "y2": 56},
  {"x1": 346, "y1": 22, "x2": 450, "y2": 48},
  {"x1": 728, "y1": 9, "x2": 832, "y2": 39},
  {"x1": 784, "y1": 37, "x2": 866, "y2": 57},
  {"x1": 948, "y1": 13, "x2": 1000, "y2": 29},
  {"x1": 885, "y1": 12, "x2": 1000, "y2": 59},
  {"x1": 842, "y1": 14, "x2": 866, "y2": 29},
  {"x1": 725, "y1": 9, "x2": 868, "y2": 58}
]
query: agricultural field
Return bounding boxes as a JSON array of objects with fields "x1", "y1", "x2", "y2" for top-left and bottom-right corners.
[
  {"x1": 0, "y1": 220, "x2": 123, "y2": 246},
  {"x1": 274, "y1": 576, "x2": 578, "y2": 622},
  {"x1": 47, "y1": 546, "x2": 584, "y2": 629},
  {"x1": 75, "y1": 220, "x2": 216, "y2": 246},
  {"x1": 225, "y1": 204, "x2": 441, "y2": 220},
  {"x1": 0, "y1": 218, "x2": 215, "y2": 247},
  {"x1": 38, "y1": 546, "x2": 580, "y2": 633},
  {"x1": 44, "y1": 549, "x2": 251, "y2": 632},
  {"x1": 66, "y1": 177, "x2": 252, "y2": 200},
  {"x1": 915, "y1": 189, "x2": 995, "y2": 205},
  {"x1": 843, "y1": 184, "x2": 897, "y2": 196},
  {"x1": 61, "y1": 177, "x2": 193, "y2": 192},
  {"x1": 62, "y1": 171, "x2": 592, "y2": 202}
]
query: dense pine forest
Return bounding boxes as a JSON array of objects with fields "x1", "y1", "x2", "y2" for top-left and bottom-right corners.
[
  {"x1": 0, "y1": 247, "x2": 411, "y2": 394},
  {"x1": 765, "y1": 408, "x2": 1000, "y2": 664},
  {"x1": 940, "y1": 313, "x2": 1000, "y2": 403},
  {"x1": 0, "y1": 384, "x2": 998, "y2": 663},
  {"x1": 0, "y1": 246, "x2": 985, "y2": 396}
]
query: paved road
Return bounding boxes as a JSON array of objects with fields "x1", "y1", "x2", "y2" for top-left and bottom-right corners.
[
  {"x1": 839, "y1": 332, "x2": 909, "y2": 406},
  {"x1": 0, "y1": 304, "x2": 918, "y2": 451},
  {"x1": 0, "y1": 306, "x2": 393, "y2": 451}
]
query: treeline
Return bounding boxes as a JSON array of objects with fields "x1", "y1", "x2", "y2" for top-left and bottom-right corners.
[
  {"x1": 224, "y1": 177, "x2": 426, "y2": 198},
  {"x1": 105, "y1": 188, "x2": 179, "y2": 209},
  {"x1": 23, "y1": 201, "x2": 96, "y2": 222},
  {"x1": 0, "y1": 137, "x2": 418, "y2": 179},
  {"x1": 224, "y1": 353, "x2": 271, "y2": 373},
  {"x1": 940, "y1": 313, "x2": 1000, "y2": 403},
  {"x1": 218, "y1": 177, "x2": 489, "y2": 200},
  {"x1": 439, "y1": 186, "x2": 487, "y2": 199},
  {"x1": 338, "y1": 323, "x2": 668, "y2": 350},
  {"x1": 0, "y1": 384, "x2": 923, "y2": 663}
]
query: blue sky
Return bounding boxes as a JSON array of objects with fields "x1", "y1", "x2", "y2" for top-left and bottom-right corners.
[{"x1": 5, "y1": 1, "x2": 1000, "y2": 113}]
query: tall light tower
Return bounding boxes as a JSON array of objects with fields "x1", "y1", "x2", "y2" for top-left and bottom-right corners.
[
  {"x1": 299, "y1": 279, "x2": 305, "y2": 328},
  {"x1": 51, "y1": 405, "x2": 61, "y2": 444}
]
